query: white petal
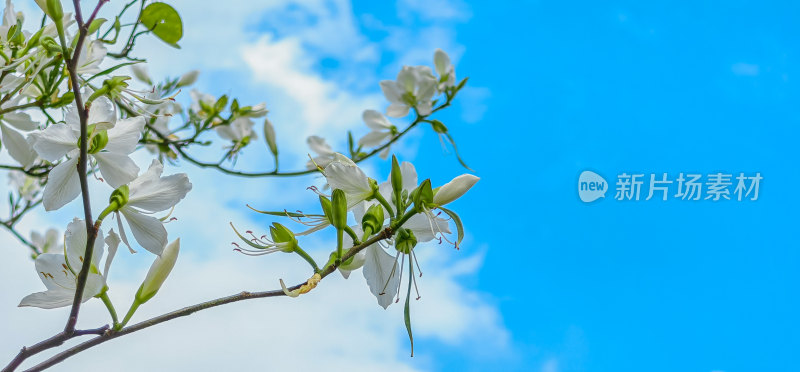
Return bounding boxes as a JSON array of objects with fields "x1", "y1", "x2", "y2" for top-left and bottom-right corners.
[
  {"x1": 30, "y1": 124, "x2": 77, "y2": 162},
  {"x1": 93, "y1": 152, "x2": 139, "y2": 188},
  {"x1": 362, "y1": 109, "x2": 392, "y2": 130},
  {"x1": 386, "y1": 103, "x2": 409, "y2": 118},
  {"x1": 400, "y1": 161, "x2": 418, "y2": 192},
  {"x1": 19, "y1": 289, "x2": 76, "y2": 309},
  {"x1": 339, "y1": 249, "x2": 366, "y2": 279},
  {"x1": 307, "y1": 135, "x2": 333, "y2": 156},
  {"x1": 34, "y1": 253, "x2": 76, "y2": 291},
  {"x1": 2, "y1": 123, "x2": 36, "y2": 167},
  {"x1": 379, "y1": 80, "x2": 402, "y2": 104},
  {"x1": 128, "y1": 160, "x2": 192, "y2": 212},
  {"x1": 65, "y1": 218, "x2": 104, "y2": 271},
  {"x1": 105, "y1": 116, "x2": 144, "y2": 154},
  {"x1": 3, "y1": 111, "x2": 37, "y2": 131},
  {"x1": 324, "y1": 162, "x2": 372, "y2": 197},
  {"x1": 121, "y1": 208, "x2": 167, "y2": 256},
  {"x1": 87, "y1": 96, "x2": 116, "y2": 127},
  {"x1": 115, "y1": 212, "x2": 137, "y2": 253},
  {"x1": 357, "y1": 131, "x2": 391, "y2": 148},
  {"x1": 379, "y1": 146, "x2": 391, "y2": 160},
  {"x1": 363, "y1": 244, "x2": 399, "y2": 309},
  {"x1": 434, "y1": 49, "x2": 451, "y2": 77},
  {"x1": 404, "y1": 213, "x2": 451, "y2": 242},
  {"x1": 42, "y1": 157, "x2": 81, "y2": 211},
  {"x1": 104, "y1": 229, "x2": 121, "y2": 278}
]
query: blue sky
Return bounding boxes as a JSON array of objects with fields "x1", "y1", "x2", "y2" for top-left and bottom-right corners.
[{"x1": 1, "y1": 0, "x2": 799, "y2": 371}]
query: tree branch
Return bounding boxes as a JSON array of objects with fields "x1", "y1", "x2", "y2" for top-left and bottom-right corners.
[{"x1": 23, "y1": 228, "x2": 394, "y2": 372}]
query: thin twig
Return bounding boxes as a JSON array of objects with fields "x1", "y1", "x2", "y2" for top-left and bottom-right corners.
[{"x1": 24, "y1": 228, "x2": 394, "y2": 372}]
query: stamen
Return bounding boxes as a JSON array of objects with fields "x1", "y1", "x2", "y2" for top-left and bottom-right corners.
[
  {"x1": 412, "y1": 250, "x2": 423, "y2": 277},
  {"x1": 395, "y1": 254, "x2": 406, "y2": 303},
  {"x1": 379, "y1": 250, "x2": 401, "y2": 295}
]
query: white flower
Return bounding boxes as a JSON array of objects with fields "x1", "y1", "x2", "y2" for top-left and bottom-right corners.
[
  {"x1": 190, "y1": 90, "x2": 217, "y2": 120},
  {"x1": 7, "y1": 170, "x2": 40, "y2": 201},
  {"x1": 433, "y1": 174, "x2": 479, "y2": 206},
  {"x1": 358, "y1": 110, "x2": 395, "y2": 159},
  {"x1": 30, "y1": 97, "x2": 144, "y2": 211},
  {"x1": 75, "y1": 39, "x2": 107, "y2": 75},
  {"x1": 31, "y1": 228, "x2": 61, "y2": 254},
  {"x1": 434, "y1": 49, "x2": 456, "y2": 90},
  {"x1": 305, "y1": 135, "x2": 336, "y2": 169},
  {"x1": 322, "y1": 153, "x2": 375, "y2": 208},
  {"x1": 19, "y1": 218, "x2": 109, "y2": 309},
  {"x1": 1, "y1": 96, "x2": 38, "y2": 167},
  {"x1": 115, "y1": 160, "x2": 192, "y2": 255},
  {"x1": 215, "y1": 117, "x2": 256, "y2": 143},
  {"x1": 380, "y1": 65, "x2": 437, "y2": 118},
  {"x1": 136, "y1": 238, "x2": 180, "y2": 303}
]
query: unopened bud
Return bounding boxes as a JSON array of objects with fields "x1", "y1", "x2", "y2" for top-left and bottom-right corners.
[
  {"x1": 135, "y1": 238, "x2": 180, "y2": 304},
  {"x1": 361, "y1": 204, "x2": 384, "y2": 236},
  {"x1": 331, "y1": 189, "x2": 348, "y2": 230}
]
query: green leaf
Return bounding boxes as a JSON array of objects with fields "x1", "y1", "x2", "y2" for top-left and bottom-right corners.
[
  {"x1": 246, "y1": 204, "x2": 321, "y2": 219},
  {"x1": 88, "y1": 18, "x2": 107, "y2": 34},
  {"x1": 444, "y1": 133, "x2": 474, "y2": 172},
  {"x1": 83, "y1": 61, "x2": 142, "y2": 84},
  {"x1": 139, "y1": 2, "x2": 183, "y2": 48},
  {"x1": 404, "y1": 262, "x2": 414, "y2": 357},
  {"x1": 437, "y1": 206, "x2": 464, "y2": 247}
]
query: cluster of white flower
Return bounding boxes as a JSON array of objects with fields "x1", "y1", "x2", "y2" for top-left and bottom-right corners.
[
  {"x1": 0, "y1": 0, "x2": 193, "y2": 316},
  {"x1": 0, "y1": 0, "x2": 478, "y2": 363},
  {"x1": 305, "y1": 49, "x2": 461, "y2": 166}
]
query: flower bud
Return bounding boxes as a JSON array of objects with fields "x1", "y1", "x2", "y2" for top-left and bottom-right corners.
[
  {"x1": 331, "y1": 189, "x2": 348, "y2": 230},
  {"x1": 35, "y1": 0, "x2": 63, "y2": 22},
  {"x1": 361, "y1": 204, "x2": 385, "y2": 236},
  {"x1": 135, "y1": 238, "x2": 180, "y2": 304},
  {"x1": 395, "y1": 228, "x2": 417, "y2": 254},
  {"x1": 40, "y1": 36, "x2": 61, "y2": 54},
  {"x1": 263, "y1": 119, "x2": 278, "y2": 156},
  {"x1": 269, "y1": 223, "x2": 297, "y2": 252},
  {"x1": 177, "y1": 70, "x2": 199, "y2": 87},
  {"x1": 108, "y1": 185, "x2": 129, "y2": 210},
  {"x1": 391, "y1": 155, "x2": 403, "y2": 195},
  {"x1": 411, "y1": 179, "x2": 433, "y2": 210},
  {"x1": 433, "y1": 174, "x2": 479, "y2": 206}
]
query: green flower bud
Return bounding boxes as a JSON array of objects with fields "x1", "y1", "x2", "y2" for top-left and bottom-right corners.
[
  {"x1": 391, "y1": 155, "x2": 403, "y2": 195},
  {"x1": 411, "y1": 179, "x2": 433, "y2": 210},
  {"x1": 395, "y1": 228, "x2": 417, "y2": 254},
  {"x1": 40, "y1": 36, "x2": 61, "y2": 54},
  {"x1": 361, "y1": 204, "x2": 385, "y2": 236},
  {"x1": 431, "y1": 120, "x2": 448, "y2": 134},
  {"x1": 109, "y1": 184, "x2": 129, "y2": 210},
  {"x1": 35, "y1": 0, "x2": 63, "y2": 22},
  {"x1": 331, "y1": 189, "x2": 348, "y2": 230}
]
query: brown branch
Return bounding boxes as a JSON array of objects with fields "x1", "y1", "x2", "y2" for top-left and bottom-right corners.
[{"x1": 23, "y1": 228, "x2": 394, "y2": 372}]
